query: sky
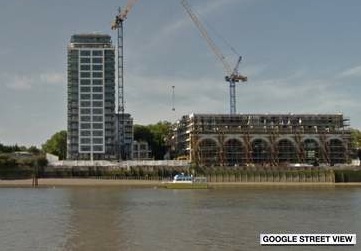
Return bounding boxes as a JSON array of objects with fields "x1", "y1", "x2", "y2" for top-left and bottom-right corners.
[{"x1": 0, "y1": 0, "x2": 361, "y2": 146}]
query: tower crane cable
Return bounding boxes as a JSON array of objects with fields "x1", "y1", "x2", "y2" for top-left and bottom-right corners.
[
  {"x1": 181, "y1": 0, "x2": 233, "y2": 76},
  {"x1": 200, "y1": 10, "x2": 240, "y2": 58},
  {"x1": 180, "y1": 0, "x2": 247, "y2": 114}
]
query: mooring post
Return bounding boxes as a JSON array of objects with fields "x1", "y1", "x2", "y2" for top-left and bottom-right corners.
[{"x1": 32, "y1": 161, "x2": 38, "y2": 187}]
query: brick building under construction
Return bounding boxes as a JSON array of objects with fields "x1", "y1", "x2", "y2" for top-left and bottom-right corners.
[{"x1": 172, "y1": 113, "x2": 351, "y2": 167}]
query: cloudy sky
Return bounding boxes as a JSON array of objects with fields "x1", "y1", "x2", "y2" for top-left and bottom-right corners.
[{"x1": 0, "y1": 0, "x2": 360, "y2": 146}]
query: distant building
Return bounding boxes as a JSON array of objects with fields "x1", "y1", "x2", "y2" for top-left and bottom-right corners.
[
  {"x1": 12, "y1": 151, "x2": 33, "y2": 158},
  {"x1": 115, "y1": 113, "x2": 134, "y2": 160},
  {"x1": 67, "y1": 34, "x2": 116, "y2": 160},
  {"x1": 132, "y1": 141, "x2": 152, "y2": 160},
  {"x1": 172, "y1": 113, "x2": 351, "y2": 167}
]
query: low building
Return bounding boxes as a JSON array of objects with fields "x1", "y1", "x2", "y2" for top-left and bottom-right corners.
[
  {"x1": 115, "y1": 113, "x2": 134, "y2": 160},
  {"x1": 171, "y1": 113, "x2": 351, "y2": 167},
  {"x1": 132, "y1": 141, "x2": 152, "y2": 160}
]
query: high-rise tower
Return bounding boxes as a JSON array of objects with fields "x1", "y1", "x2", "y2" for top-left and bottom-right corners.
[{"x1": 67, "y1": 34, "x2": 115, "y2": 160}]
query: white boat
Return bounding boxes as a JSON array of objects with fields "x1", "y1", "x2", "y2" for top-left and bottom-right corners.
[
  {"x1": 172, "y1": 173, "x2": 193, "y2": 183},
  {"x1": 163, "y1": 173, "x2": 208, "y2": 189}
]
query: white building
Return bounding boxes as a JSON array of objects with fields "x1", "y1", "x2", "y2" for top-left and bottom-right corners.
[{"x1": 67, "y1": 34, "x2": 116, "y2": 160}]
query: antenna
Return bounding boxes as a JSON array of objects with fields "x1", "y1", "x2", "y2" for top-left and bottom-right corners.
[{"x1": 172, "y1": 85, "x2": 175, "y2": 111}]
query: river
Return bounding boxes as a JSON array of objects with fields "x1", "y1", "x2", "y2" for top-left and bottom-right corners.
[{"x1": 0, "y1": 186, "x2": 360, "y2": 250}]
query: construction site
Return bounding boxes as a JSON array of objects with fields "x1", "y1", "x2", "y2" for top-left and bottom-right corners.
[
  {"x1": 171, "y1": 113, "x2": 351, "y2": 167},
  {"x1": 170, "y1": 1, "x2": 352, "y2": 167},
  {"x1": 65, "y1": 0, "x2": 354, "y2": 167}
]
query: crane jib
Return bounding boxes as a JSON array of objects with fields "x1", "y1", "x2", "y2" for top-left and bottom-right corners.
[{"x1": 181, "y1": 0, "x2": 247, "y2": 114}]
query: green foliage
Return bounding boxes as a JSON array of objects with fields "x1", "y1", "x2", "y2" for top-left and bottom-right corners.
[
  {"x1": 0, "y1": 143, "x2": 21, "y2": 153},
  {"x1": 134, "y1": 125, "x2": 153, "y2": 143},
  {"x1": 28, "y1": 146, "x2": 41, "y2": 155},
  {"x1": 0, "y1": 154, "x2": 47, "y2": 179},
  {"x1": 36, "y1": 156, "x2": 48, "y2": 167},
  {"x1": 0, "y1": 154, "x2": 17, "y2": 168},
  {"x1": 350, "y1": 128, "x2": 361, "y2": 159},
  {"x1": 351, "y1": 128, "x2": 361, "y2": 148},
  {"x1": 42, "y1": 130, "x2": 67, "y2": 160},
  {"x1": 0, "y1": 143, "x2": 41, "y2": 155},
  {"x1": 134, "y1": 121, "x2": 172, "y2": 160}
]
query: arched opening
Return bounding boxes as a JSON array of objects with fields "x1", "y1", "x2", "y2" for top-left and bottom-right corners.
[
  {"x1": 277, "y1": 139, "x2": 297, "y2": 163},
  {"x1": 251, "y1": 138, "x2": 270, "y2": 164},
  {"x1": 198, "y1": 138, "x2": 220, "y2": 166},
  {"x1": 224, "y1": 139, "x2": 245, "y2": 166},
  {"x1": 329, "y1": 138, "x2": 345, "y2": 165},
  {"x1": 303, "y1": 138, "x2": 320, "y2": 165}
]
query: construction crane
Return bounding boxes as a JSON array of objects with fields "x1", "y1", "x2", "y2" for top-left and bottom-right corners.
[
  {"x1": 111, "y1": 0, "x2": 138, "y2": 160},
  {"x1": 180, "y1": 0, "x2": 247, "y2": 114}
]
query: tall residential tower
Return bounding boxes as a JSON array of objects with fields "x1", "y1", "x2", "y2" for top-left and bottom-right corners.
[{"x1": 67, "y1": 34, "x2": 116, "y2": 160}]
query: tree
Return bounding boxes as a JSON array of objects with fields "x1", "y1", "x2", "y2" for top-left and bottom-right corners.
[
  {"x1": 133, "y1": 121, "x2": 172, "y2": 160},
  {"x1": 0, "y1": 143, "x2": 21, "y2": 153},
  {"x1": 350, "y1": 128, "x2": 361, "y2": 160},
  {"x1": 28, "y1": 146, "x2": 41, "y2": 155},
  {"x1": 148, "y1": 121, "x2": 172, "y2": 160},
  {"x1": 42, "y1": 130, "x2": 67, "y2": 160},
  {"x1": 351, "y1": 128, "x2": 361, "y2": 148},
  {"x1": 134, "y1": 125, "x2": 153, "y2": 143}
]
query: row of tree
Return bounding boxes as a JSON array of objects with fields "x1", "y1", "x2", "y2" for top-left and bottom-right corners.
[
  {"x1": 0, "y1": 143, "x2": 47, "y2": 178},
  {"x1": 39, "y1": 121, "x2": 173, "y2": 160},
  {"x1": 0, "y1": 143, "x2": 41, "y2": 154}
]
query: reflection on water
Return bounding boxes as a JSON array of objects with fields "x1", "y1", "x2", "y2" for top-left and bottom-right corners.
[
  {"x1": 64, "y1": 188, "x2": 124, "y2": 251},
  {"x1": 0, "y1": 188, "x2": 69, "y2": 250},
  {"x1": 0, "y1": 186, "x2": 360, "y2": 250}
]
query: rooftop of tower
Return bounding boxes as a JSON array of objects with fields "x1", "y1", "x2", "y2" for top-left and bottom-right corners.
[{"x1": 70, "y1": 33, "x2": 112, "y2": 46}]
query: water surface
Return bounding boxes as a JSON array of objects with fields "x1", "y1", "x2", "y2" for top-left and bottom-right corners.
[{"x1": 0, "y1": 186, "x2": 360, "y2": 250}]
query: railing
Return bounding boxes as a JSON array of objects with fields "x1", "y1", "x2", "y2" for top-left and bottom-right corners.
[{"x1": 48, "y1": 160, "x2": 190, "y2": 167}]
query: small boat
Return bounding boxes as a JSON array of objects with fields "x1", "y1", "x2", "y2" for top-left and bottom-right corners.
[{"x1": 163, "y1": 173, "x2": 208, "y2": 189}]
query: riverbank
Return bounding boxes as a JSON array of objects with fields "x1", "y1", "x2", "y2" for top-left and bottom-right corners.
[
  {"x1": 0, "y1": 178, "x2": 160, "y2": 188},
  {"x1": 1, "y1": 178, "x2": 361, "y2": 188}
]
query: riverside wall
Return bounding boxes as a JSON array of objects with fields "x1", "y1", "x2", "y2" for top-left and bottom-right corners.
[
  {"x1": 39, "y1": 165, "x2": 361, "y2": 183},
  {"x1": 2, "y1": 162, "x2": 361, "y2": 183}
]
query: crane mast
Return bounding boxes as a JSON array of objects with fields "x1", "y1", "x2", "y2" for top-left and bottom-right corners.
[
  {"x1": 111, "y1": 0, "x2": 137, "y2": 160},
  {"x1": 180, "y1": 0, "x2": 247, "y2": 114}
]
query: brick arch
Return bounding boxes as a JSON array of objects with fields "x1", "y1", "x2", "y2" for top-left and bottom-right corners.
[
  {"x1": 250, "y1": 136, "x2": 271, "y2": 146},
  {"x1": 223, "y1": 138, "x2": 246, "y2": 166},
  {"x1": 301, "y1": 137, "x2": 321, "y2": 164},
  {"x1": 326, "y1": 137, "x2": 346, "y2": 165},
  {"x1": 250, "y1": 137, "x2": 271, "y2": 164},
  {"x1": 223, "y1": 135, "x2": 245, "y2": 146},
  {"x1": 275, "y1": 137, "x2": 298, "y2": 163},
  {"x1": 301, "y1": 135, "x2": 322, "y2": 146},
  {"x1": 197, "y1": 137, "x2": 220, "y2": 166},
  {"x1": 325, "y1": 136, "x2": 346, "y2": 146},
  {"x1": 274, "y1": 136, "x2": 299, "y2": 150},
  {"x1": 196, "y1": 135, "x2": 221, "y2": 148}
]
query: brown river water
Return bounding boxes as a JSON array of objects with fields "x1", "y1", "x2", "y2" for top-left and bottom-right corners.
[{"x1": 0, "y1": 186, "x2": 360, "y2": 250}]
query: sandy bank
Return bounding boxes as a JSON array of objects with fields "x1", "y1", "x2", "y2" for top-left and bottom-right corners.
[{"x1": 0, "y1": 178, "x2": 162, "y2": 188}]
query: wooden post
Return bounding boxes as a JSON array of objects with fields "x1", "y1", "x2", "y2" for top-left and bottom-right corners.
[{"x1": 32, "y1": 161, "x2": 38, "y2": 187}]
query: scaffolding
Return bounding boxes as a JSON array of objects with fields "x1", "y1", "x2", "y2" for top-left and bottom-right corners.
[{"x1": 173, "y1": 113, "x2": 351, "y2": 167}]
